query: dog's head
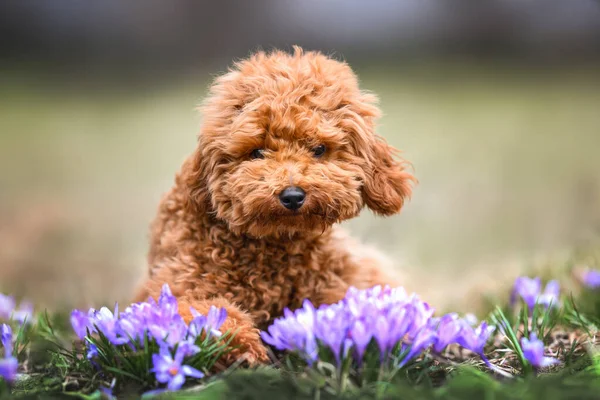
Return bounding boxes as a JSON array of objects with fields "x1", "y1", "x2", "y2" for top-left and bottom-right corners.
[{"x1": 185, "y1": 47, "x2": 415, "y2": 237}]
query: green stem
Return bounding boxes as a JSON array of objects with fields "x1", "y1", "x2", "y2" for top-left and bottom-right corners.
[
  {"x1": 375, "y1": 362, "x2": 386, "y2": 399},
  {"x1": 313, "y1": 386, "x2": 321, "y2": 400},
  {"x1": 338, "y1": 356, "x2": 351, "y2": 395}
]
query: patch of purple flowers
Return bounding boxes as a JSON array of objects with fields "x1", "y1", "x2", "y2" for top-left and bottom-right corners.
[
  {"x1": 262, "y1": 285, "x2": 496, "y2": 369},
  {"x1": 511, "y1": 277, "x2": 560, "y2": 310},
  {"x1": 70, "y1": 284, "x2": 226, "y2": 391}
]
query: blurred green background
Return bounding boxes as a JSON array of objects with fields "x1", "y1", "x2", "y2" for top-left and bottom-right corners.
[{"x1": 1, "y1": 1, "x2": 600, "y2": 312}]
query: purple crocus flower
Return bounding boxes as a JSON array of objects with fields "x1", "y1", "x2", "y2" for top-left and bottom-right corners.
[
  {"x1": 398, "y1": 326, "x2": 437, "y2": 367},
  {"x1": 314, "y1": 304, "x2": 351, "y2": 365},
  {"x1": 261, "y1": 300, "x2": 318, "y2": 364},
  {"x1": 582, "y1": 269, "x2": 600, "y2": 289},
  {"x1": 1, "y1": 324, "x2": 12, "y2": 357},
  {"x1": 521, "y1": 333, "x2": 559, "y2": 369},
  {"x1": 349, "y1": 320, "x2": 372, "y2": 363},
  {"x1": 157, "y1": 284, "x2": 178, "y2": 319},
  {"x1": 0, "y1": 295, "x2": 16, "y2": 321},
  {"x1": 176, "y1": 341, "x2": 201, "y2": 357},
  {"x1": 457, "y1": 321, "x2": 494, "y2": 356},
  {"x1": 407, "y1": 299, "x2": 434, "y2": 339},
  {"x1": 11, "y1": 302, "x2": 33, "y2": 324},
  {"x1": 383, "y1": 305, "x2": 414, "y2": 355},
  {"x1": 148, "y1": 315, "x2": 188, "y2": 348},
  {"x1": 118, "y1": 302, "x2": 155, "y2": 343},
  {"x1": 151, "y1": 345, "x2": 204, "y2": 391},
  {"x1": 70, "y1": 310, "x2": 91, "y2": 339},
  {"x1": 372, "y1": 314, "x2": 393, "y2": 361},
  {"x1": 433, "y1": 313, "x2": 462, "y2": 353},
  {"x1": 187, "y1": 313, "x2": 207, "y2": 339},
  {"x1": 0, "y1": 324, "x2": 16, "y2": 382},
  {"x1": 0, "y1": 356, "x2": 18, "y2": 383},
  {"x1": 538, "y1": 280, "x2": 560, "y2": 308},
  {"x1": 206, "y1": 306, "x2": 227, "y2": 334},
  {"x1": 189, "y1": 305, "x2": 226, "y2": 339},
  {"x1": 86, "y1": 344, "x2": 98, "y2": 360},
  {"x1": 345, "y1": 286, "x2": 408, "y2": 317},
  {"x1": 91, "y1": 305, "x2": 129, "y2": 345},
  {"x1": 511, "y1": 277, "x2": 560, "y2": 309},
  {"x1": 511, "y1": 277, "x2": 542, "y2": 309},
  {"x1": 117, "y1": 317, "x2": 140, "y2": 342}
]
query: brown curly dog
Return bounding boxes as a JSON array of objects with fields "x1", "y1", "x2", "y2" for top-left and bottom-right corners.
[{"x1": 134, "y1": 47, "x2": 415, "y2": 365}]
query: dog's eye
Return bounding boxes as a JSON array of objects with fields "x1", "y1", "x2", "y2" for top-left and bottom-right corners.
[
  {"x1": 312, "y1": 145, "x2": 326, "y2": 158},
  {"x1": 250, "y1": 149, "x2": 265, "y2": 160}
]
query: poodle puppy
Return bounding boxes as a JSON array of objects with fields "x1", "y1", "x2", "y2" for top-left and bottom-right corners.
[{"x1": 134, "y1": 47, "x2": 415, "y2": 364}]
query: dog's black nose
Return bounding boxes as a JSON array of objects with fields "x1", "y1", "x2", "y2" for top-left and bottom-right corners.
[{"x1": 279, "y1": 187, "x2": 305, "y2": 210}]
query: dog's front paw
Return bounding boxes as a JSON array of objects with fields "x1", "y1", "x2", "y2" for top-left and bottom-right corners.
[
  {"x1": 176, "y1": 296, "x2": 269, "y2": 366},
  {"x1": 222, "y1": 325, "x2": 269, "y2": 366}
]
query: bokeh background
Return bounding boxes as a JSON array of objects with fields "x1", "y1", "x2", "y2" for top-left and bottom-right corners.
[{"x1": 2, "y1": 0, "x2": 600, "y2": 312}]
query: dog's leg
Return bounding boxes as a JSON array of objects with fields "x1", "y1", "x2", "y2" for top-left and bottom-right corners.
[
  {"x1": 177, "y1": 295, "x2": 269, "y2": 366},
  {"x1": 135, "y1": 277, "x2": 269, "y2": 366}
]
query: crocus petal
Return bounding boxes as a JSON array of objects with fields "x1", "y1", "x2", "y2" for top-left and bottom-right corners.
[
  {"x1": 583, "y1": 269, "x2": 600, "y2": 289},
  {"x1": 206, "y1": 306, "x2": 227, "y2": 330},
  {"x1": 0, "y1": 356, "x2": 18, "y2": 382},
  {"x1": 1, "y1": 324, "x2": 12, "y2": 356},
  {"x1": 373, "y1": 316, "x2": 391, "y2": 360},
  {"x1": 398, "y1": 328, "x2": 437, "y2": 367},
  {"x1": 12, "y1": 301, "x2": 34, "y2": 324},
  {"x1": 457, "y1": 321, "x2": 493, "y2": 354},
  {"x1": 86, "y1": 344, "x2": 98, "y2": 360},
  {"x1": 538, "y1": 280, "x2": 560, "y2": 308},
  {"x1": 350, "y1": 320, "x2": 372, "y2": 362},
  {"x1": 512, "y1": 277, "x2": 542, "y2": 309},
  {"x1": 433, "y1": 314, "x2": 462, "y2": 353},
  {"x1": 151, "y1": 352, "x2": 173, "y2": 376},
  {"x1": 70, "y1": 310, "x2": 90, "y2": 339},
  {"x1": 540, "y1": 356, "x2": 560, "y2": 368},
  {"x1": 160, "y1": 284, "x2": 172, "y2": 298},
  {"x1": 181, "y1": 365, "x2": 204, "y2": 379},
  {"x1": 178, "y1": 341, "x2": 200, "y2": 357},
  {"x1": 521, "y1": 333, "x2": 560, "y2": 369},
  {"x1": 0, "y1": 295, "x2": 16, "y2": 320},
  {"x1": 155, "y1": 371, "x2": 171, "y2": 383},
  {"x1": 188, "y1": 315, "x2": 207, "y2": 338},
  {"x1": 167, "y1": 373, "x2": 186, "y2": 391}
]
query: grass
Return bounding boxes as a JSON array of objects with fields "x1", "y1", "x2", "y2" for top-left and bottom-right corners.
[{"x1": 1, "y1": 246, "x2": 600, "y2": 399}]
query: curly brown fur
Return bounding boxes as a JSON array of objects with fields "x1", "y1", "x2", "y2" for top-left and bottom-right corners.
[{"x1": 134, "y1": 47, "x2": 415, "y2": 365}]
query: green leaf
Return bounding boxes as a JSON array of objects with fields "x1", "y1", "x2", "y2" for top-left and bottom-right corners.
[{"x1": 492, "y1": 306, "x2": 527, "y2": 368}]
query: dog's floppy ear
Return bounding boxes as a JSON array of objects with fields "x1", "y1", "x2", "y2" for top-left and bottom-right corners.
[
  {"x1": 362, "y1": 136, "x2": 415, "y2": 215},
  {"x1": 347, "y1": 92, "x2": 415, "y2": 215}
]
